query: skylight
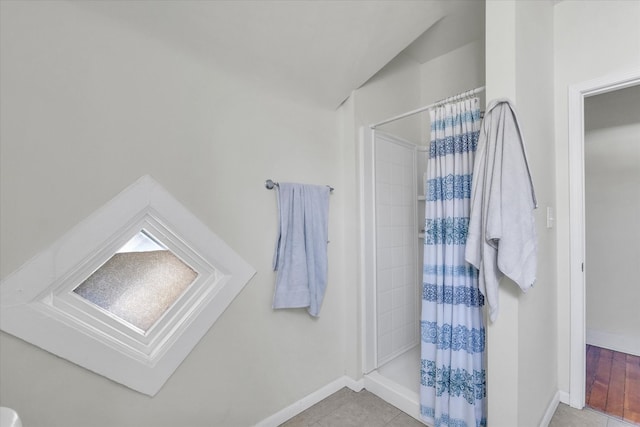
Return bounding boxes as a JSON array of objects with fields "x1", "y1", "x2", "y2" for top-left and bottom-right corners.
[
  {"x1": 72, "y1": 230, "x2": 198, "y2": 333},
  {"x1": 0, "y1": 176, "x2": 255, "y2": 395}
]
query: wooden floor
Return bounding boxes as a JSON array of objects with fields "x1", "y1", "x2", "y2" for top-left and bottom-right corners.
[{"x1": 586, "y1": 345, "x2": 640, "y2": 425}]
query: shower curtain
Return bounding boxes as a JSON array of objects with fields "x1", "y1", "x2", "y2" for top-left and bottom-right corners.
[{"x1": 420, "y1": 98, "x2": 486, "y2": 427}]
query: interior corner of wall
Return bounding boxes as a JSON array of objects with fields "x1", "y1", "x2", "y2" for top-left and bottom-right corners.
[{"x1": 485, "y1": 0, "x2": 517, "y2": 102}]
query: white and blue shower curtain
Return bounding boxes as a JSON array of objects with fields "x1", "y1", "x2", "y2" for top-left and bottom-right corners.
[{"x1": 420, "y1": 98, "x2": 486, "y2": 427}]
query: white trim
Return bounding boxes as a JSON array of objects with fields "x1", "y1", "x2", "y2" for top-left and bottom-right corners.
[
  {"x1": 360, "y1": 125, "x2": 378, "y2": 373},
  {"x1": 255, "y1": 376, "x2": 364, "y2": 427},
  {"x1": 568, "y1": 79, "x2": 586, "y2": 410},
  {"x1": 363, "y1": 372, "x2": 425, "y2": 425},
  {"x1": 568, "y1": 68, "x2": 640, "y2": 409},
  {"x1": 558, "y1": 390, "x2": 570, "y2": 405},
  {"x1": 0, "y1": 175, "x2": 256, "y2": 396},
  {"x1": 539, "y1": 391, "x2": 560, "y2": 427},
  {"x1": 43, "y1": 213, "x2": 221, "y2": 362},
  {"x1": 257, "y1": 373, "x2": 427, "y2": 427}
]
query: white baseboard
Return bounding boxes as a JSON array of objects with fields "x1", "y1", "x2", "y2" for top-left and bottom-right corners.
[
  {"x1": 363, "y1": 372, "x2": 426, "y2": 425},
  {"x1": 255, "y1": 376, "x2": 364, "y2": 427},
  {"x1": 344, "y1": 376, "x2": 365, "y2": 392},
  {"x1": 586, "y1": 329, "x2": 640, "y2": 356},
  {"x1": 259, "y1": 374, "x2": 569, "y2": 427},
  {"x1": 539, "y1": 390, "x2": 561, "y2": 427}
]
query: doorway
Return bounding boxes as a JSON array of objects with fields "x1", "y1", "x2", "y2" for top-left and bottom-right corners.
[
  {"x1": 582, "y1": 85, "x2": 640, "y2": 424},
  {"x1": 568, "y1": 70, "x2": 640, "y2": 412}
]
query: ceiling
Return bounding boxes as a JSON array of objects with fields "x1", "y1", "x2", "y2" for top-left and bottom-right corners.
[{"x1": 69, "y1": 1, "x2": 484, "y2": 109}]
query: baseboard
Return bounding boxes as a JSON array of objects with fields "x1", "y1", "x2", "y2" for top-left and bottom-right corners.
[
  {"x1": 344, "y1": 376, "x2": 365, "y2": 392},
  {"x1": 363, "y1": 372, "x2": 426, "y2": 425},
  {"x1": 539, "y1": 390, "x2": 561, "y2": 427},
  {"x1": 558, "y1": 390, "x2": 570, "y2": 405},
  {"x1": 255, "y1": 376, "x2": 364, "y2": 427},
  {"x1": 586, "y1": 329, "x2": 640, "y2": 356}
]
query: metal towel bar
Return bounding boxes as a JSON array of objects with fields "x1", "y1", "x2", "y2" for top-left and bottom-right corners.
[{"x1": 265, "y1": 179, "x2": 334, "y2": 192}]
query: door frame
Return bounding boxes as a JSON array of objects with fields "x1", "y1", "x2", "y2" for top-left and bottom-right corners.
[{"x1": 568, "y1": 68, "x2": 640, "y2": 409}]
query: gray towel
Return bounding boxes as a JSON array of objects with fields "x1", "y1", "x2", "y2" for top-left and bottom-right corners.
[
  {"x1": 465, "y1": 99, "x2": 538, "y2": 322},
  {"x1": 272, "y1": 183, "x2": 330, "y2": 317}
]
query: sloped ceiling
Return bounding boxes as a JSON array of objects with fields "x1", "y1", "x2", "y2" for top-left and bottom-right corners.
[
  {"x1": 403, "y1": 0, "x2": 485, "y2": 65},
  {"x1": 69, "y1": 1, "x2": 481, "y2": 109}
]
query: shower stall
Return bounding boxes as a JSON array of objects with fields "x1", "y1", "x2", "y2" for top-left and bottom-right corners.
[
  {"x1": 361, "y1": 128, "x2": 427, "y2": 420},
  {"x1": 356, "y1": 5, "x2": 485, "y2": 419},
  {"x1": 360, "y1": 90, "x2": 485, "y2": 420}
]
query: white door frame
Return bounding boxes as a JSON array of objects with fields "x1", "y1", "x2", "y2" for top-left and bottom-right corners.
[{"x1": 568, "y1": 68, "x2": 640, "y2": 409}]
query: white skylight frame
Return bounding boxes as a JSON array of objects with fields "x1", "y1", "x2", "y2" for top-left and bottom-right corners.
[
  {"x1": 0, "y1": 176, "x2": 255, "y2": 396},
  {"x1": 47, "y1": 213, "x2": 218, "y2": 361}
]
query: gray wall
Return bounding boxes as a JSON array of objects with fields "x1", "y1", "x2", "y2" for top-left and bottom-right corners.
[
  {"x1": 0, "y1": 2, "x2": 350, "y2": 426},
  {"x1": 554, "y1": 0, "x2": 640, "y2": 392}
]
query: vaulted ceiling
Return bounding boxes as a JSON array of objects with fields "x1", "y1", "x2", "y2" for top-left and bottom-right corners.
[{"x1": 70, "y1": 1, "x2": 484, "y2": 108}]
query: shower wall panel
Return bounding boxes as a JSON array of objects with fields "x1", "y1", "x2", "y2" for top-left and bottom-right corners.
[{"x1": 374, "y1": 134, "x2": 418, "y2": 366}]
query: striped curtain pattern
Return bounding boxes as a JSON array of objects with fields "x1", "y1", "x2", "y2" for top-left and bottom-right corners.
[{"x1": 420, "y1": 98, "x2": 486, "y2": 427}]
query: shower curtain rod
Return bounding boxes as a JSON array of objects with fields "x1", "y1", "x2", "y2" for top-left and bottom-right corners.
[{"x1": 369, "y1": 85, "x2": 485, "y2": 129}]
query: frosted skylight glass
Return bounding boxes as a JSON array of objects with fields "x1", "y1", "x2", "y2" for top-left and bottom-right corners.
[{"x1": 73, "y1": 231, "x2": 198, "y2": 332}]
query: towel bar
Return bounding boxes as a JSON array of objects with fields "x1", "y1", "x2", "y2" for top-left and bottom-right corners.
[{"x1": 265, "y1": 179, "x2": 334, "y2": 192}]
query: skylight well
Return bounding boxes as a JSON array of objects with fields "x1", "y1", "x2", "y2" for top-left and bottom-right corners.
[{"x1": 0, "y1": 176, "x2": 255, "y2": 395}]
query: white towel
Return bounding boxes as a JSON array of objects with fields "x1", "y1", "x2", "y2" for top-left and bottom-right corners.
[
  {"x1": 272, "y1": 183, "x2": 330, "y2": 317},
  {"x1": 465, "y1": 99, "x2": 538, "y2": 322}
]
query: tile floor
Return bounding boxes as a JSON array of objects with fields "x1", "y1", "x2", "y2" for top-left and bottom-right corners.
[
  {"x1": 280, "y1": 388, "x2": 639, "y2": 427},
  {"x1": 280, "y1": 388, "x2": 423, "y2": 427}
]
